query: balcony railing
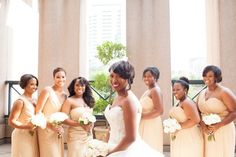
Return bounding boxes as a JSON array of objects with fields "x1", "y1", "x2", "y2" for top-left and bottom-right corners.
[{"x1": 4, "y1": 80, "x2": 206, "y2": 116}]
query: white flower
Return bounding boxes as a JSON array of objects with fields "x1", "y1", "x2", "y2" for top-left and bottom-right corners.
[
  {"x1": 48, "y1": 112, "x2": 68, "y2": 138},
  {"x1": 30, "y1": 113, "x2": 47, "y2": 129},
  {"x1": 163, "y1": 118, "x2": 181, "y2": 133},
  {"x1": 84, "y1": 139, "x2": 109, "y2": 157},
  {"x1": 79, "y1": 111, "x2": 96, "y2": 125},
  {"x1": 48, "y1": 112, "x2": 69, "y2": 125},
  {"x1": 163, "y1": 118, "x2": 181, "y2": 141},
  {"x1": 202, "y1": 113, "x2": 221, "y2": 141},
  {"x1": 202, "y1": 113, "x2": 221, "y2": 126}
]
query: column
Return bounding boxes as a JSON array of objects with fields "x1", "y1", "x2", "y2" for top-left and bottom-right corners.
[
  {"x1": 206, "y1": 0, "x2": 236, "y2": 94},
  {"x1": 126, "y1": 0, "x2": 171, "y2": 145},
  {"x1": 38, "y1": 0, "x2": 81, "y2": 89}
]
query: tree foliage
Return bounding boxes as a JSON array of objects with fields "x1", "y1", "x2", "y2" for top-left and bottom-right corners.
[{"x1": 96, "y1": 41, "x2": 126, "y2": 65}]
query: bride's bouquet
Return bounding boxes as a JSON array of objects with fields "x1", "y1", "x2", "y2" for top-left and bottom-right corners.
[
  {"x1": 202, "y1": 113, "x2": 221, "y2": 141},
  {"x1": 29, "y1": 113, "x2": 47, "y2": 136},
  {"x1": 84, "y1": 139, "x2": 109, "y2": 157},
  {"x1": 48, "y1": 112, "x2": 69, "y2": 138},
  {"x1": 163, "y1": 117, "x2": 181, "y2": 141}
]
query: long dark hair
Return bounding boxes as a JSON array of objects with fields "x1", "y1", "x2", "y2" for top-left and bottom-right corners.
[{"x1": 67, "y1": 77, "x2": 95, "y2": 108}]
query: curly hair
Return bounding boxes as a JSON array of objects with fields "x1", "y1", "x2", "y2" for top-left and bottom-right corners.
[{"x1": 67, "y1": 77, "x2": 95, "y2": 108}]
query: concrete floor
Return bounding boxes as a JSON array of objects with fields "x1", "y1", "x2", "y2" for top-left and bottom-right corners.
[{"x1": 0, "y1": 143, "x2": 170, "y2": 157}]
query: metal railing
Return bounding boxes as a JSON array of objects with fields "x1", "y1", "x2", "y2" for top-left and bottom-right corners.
[{"x1": 4, "y1": 80, "x2": 206, "y2": 116}]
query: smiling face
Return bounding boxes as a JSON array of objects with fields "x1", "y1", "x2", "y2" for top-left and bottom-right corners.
[
  {"x1": 54, "y1": 71, "x2": 66, "y2": 88},
  {"x1": 74, "y1": 79, "x2": 86, "y2": 97},
  {"x1": 203, "y1": 70, "x2": 216, "y2": 87},
  {"x1": 143, "y1": 71, "x2": 156, "y2": 87},
  {"x1": 172, "y1": 82, "x2": 186, "y2": 101},
  {"x1": 25, "y1": 78, "x2": 38, "y2": 95},
  {"x1": 109, "y1": 71, "x2": 128, "y2": 92}
]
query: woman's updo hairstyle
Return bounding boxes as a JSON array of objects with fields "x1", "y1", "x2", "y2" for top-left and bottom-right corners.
[
  {"x1": 202, "y1": 65, "x2": 222, "y2": 83},
  {"x1": 19, "y1": 74, "x2": 38, "y2": 89},
  {"x1": 142, "y1": 67, "x2": 160, "y2": 81},
  {"x1": 174, "y1": 76, "x2": 189, "y2": 93},
  {"x1": 109, "y1": 61, "x2": 135, "y2": 89}
]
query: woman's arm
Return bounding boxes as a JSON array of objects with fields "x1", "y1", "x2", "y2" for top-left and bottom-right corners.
[
  {"x1": 179, "y1": 99, "x2": 200, "y2": 129},
  {"x1": 108, "y1": 98, "x2": 136, "y2": 154},
  {"x1": 35, "y1": 88, "x2": 49, "y2": 113},
  {"x1": 61, "y1": 99, "x2": 80, "y2": 127},
  {"x1": 210, "y1": 88, "x2": 236, "y2": 132},
  {"x1": 61, "y1": 99, "x2": 92, "y2": 131},
  {"x1": 8, "y1": 99, "x2": 34, "y2": 130},
  {"x1": 142, "y1": 88, "x2": 163, "y2": 119}
]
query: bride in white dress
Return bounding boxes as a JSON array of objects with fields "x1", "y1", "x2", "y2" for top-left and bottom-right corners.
[{"x1": 104, "y1": 60, "x2": 164, "y2": 157}]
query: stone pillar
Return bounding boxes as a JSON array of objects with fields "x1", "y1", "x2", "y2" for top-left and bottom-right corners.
[
  {"x1": 126, "y1": 0, "x2": 171, "y2": 145},
  {"x1": 0, "y1": 0, "x2": 9, "y2": 140},
  {"x1": 218, "y1": 0, "x2": 236, "y2": 94},
  {"x1": 206, "y1": 0, "x2": 236, "y2": 94},
  {"x1": 38, "y1": 0, "x2": 81, "y2": 89}
]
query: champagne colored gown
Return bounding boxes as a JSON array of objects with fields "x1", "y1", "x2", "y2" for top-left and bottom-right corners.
[
  {"x1": 198, "y1": 90, "x2": 235, "y2": 157},
  {"x1": 169, "y1": 106, "x2": 203, "y2": 157},
  {"x1": 11, "y1": 96, "x2": 39, "y2": 157},
  {"x1": 37, "y1": 87, "x2": 64, "y2": 157},
  {"x1": 139, "y1": 95, "x2": 163, "y2": 152},
  {"x1": 104, "y1": 103, "x2": 164, "y2": 157},
  {"x1": 67, "y1": 107, "x2": 93, "y2": 157}
]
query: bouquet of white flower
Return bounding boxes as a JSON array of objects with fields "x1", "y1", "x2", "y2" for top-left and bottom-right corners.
[
  {"x1": 202, "y1": 113, "x2": 221, "y2": 141},
  {"x1": 48, "y1": 112, "x2": 69, "y2": 138},
  {"x1": 29, "y1": 113, "x2": 47, "y2": 136},
  {"x1": 79, "y1": 111, "x2": 96, "y2": 125},
  {"x1": 84, "y1": 139, "x2": 109, "y2": 157},
  {"x1": 163, "y1": 117, "x2": 181, "y2": 140}
]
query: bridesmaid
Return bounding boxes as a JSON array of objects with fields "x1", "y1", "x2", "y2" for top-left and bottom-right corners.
[
  {"x1": 36, "y1": 67, "x2": 67, "y2": 157},
  {"x1": 8, "y1": 74, "x2": 39, "y2": 157},
  {"x1": 139, "y1": 67, "x2": 164, "y2": 152},
  {"x1": 169, "y1": 77, "x2": 203, "y2": 157},
  {"x1": 197, "y1": 65, "x2": 236, "y2": 157},
  {"x1": 61, "y1": 77, "x2": 95, "y2": 157}
]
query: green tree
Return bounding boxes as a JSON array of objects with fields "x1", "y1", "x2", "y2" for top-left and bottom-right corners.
[
  {"x1": 96, "y1": 41, "x2": 126, "y2": 65},
  {"x1": 92, "y1": 41, "x2": 126, "y2": 114}
]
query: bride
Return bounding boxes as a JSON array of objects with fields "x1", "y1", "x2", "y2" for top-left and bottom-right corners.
[{"x1": 104, "y1": 60, "x2": 164, "y2": 157}]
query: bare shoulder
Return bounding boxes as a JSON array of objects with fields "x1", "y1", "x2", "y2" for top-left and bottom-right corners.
[{"x1": 219, "y1": 85, "x2": 236, "y2": 98}]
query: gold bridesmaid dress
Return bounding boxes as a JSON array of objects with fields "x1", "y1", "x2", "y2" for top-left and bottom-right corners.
[
  {"x1": 198, "y1": 90, "x2": 235, "y2": 157},
  {"x1": 139, "y1": 95, "x2": 163, "y2": 152},
  {"x1": 11, "y1": 96, "x2": 39, "y2": 157},
  {"x1": 169, "y1": 106, "x2": 203, "y2": 157},
  {"x1": 37, "y1": 87, "x2": 64, "y2": 157},
  {"x1": 67, "y1": 107, "x2": 92, "y2": 157}
]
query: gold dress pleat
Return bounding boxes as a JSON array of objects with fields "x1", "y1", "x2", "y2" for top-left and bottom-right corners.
[
  {"x1": 198, "y1": 90, "x2": 235, "y2": 157},
  {"x1": 169, "y1": 106, "x2": 203, "y2": 157},
  {"x1": 67, "y1": 107, "x2": 92, "y2": 157},
  {"x1": 139, "y1": 95, "x2": 163, "y2": 152},
  {"x1": 37, "y1": 87, "x2": 64, "y2": 157},
  {"x1": 11, "y1": 96, "x2": 39, "y2": 157}
]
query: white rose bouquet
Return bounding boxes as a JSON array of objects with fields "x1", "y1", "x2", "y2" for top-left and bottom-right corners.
[
  {"x1": 79, "y1": 111, "x2": 96, "y2": 125},
  {"x1": 84, "y1": 139, "x2": 109, "y2": 157},
  {"x1": 29, "y1": 113, "x2": 47, "y2": 136},
  {"x1": 163, "y1": 117, "x2": 181, "y2": 140},
  {"x1": 202, "y1": 113, "x2": 221, "y2": 141},
  {"x1": 48, "y1": 112, "x2": 69, "y2": 138}
]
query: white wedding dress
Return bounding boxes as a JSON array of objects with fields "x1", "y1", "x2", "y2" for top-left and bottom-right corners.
[{"x1": 104, "y1": 104, "x2": 164, "y2": 157}]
